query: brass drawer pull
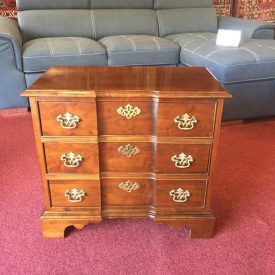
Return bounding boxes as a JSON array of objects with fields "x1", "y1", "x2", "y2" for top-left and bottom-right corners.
[
  {"x1": 174, "y1": 113, "x2": 197, "y2": 130},
  {"x1": 171, "y1": 152, "x2": 193, "y2": 168},
  {"x1": 61, "y1": 152, "x2": 83, "y2": 168},
  {"x1": 118, "y1": 144, "x2": 140, "y2": 158},
  {"x1": 169, "y1": 188, "x2": 191, "y2": 203},
  {"x1": 117, "y1": 104, "x2": 141, "y2": 119},
  {"x1": 64, "y1": 188, "x2": 85, "y2": 203},
  {"x1": 56, "y1": 112, "x2": 80, "y2": 129},
  {"x1": 119, "y1": 180, "x2": 140, "y2": 192}
]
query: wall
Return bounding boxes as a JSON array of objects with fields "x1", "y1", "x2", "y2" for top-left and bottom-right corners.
[
  {"x1": 234, "y1": 0, "x2": 275, "y2": 22},
  {"x1": 214, "y1": 0, "x2": 234, "y2": 16},
  {"x1": 0, "y1": 0, "x2": 16, "y2": 17}
]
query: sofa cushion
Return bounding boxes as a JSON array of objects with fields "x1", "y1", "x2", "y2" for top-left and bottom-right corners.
[
  {"x1": 22, "y1": 37, "x2": 107, "y2": 73},
  {"x1": 157, "y1": 8, "x2": 217, "y2": 37},
  {"x1": 154, "y1": 0, "x2": 213, "y2": 9},
  {"x1": 166, "y1": 33, "x2": 275, "y2": 83},
  {"x1": 99, "y1": 35, "x2": 179, "y2": 66}
]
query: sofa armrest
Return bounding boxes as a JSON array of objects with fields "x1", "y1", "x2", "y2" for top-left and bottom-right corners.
[
  {"x1": 0, "y1": 16, "x2": 23, "y2": 70},
  {"x1": 218, "y1": 16, "x2": 275, "y2": 39}
]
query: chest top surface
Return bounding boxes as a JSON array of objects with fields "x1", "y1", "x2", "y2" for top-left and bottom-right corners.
[{"x1": 23, "y1": 66, "x2": 231, "y2": 99}]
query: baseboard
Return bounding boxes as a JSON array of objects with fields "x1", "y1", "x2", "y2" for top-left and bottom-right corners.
[
  {"x1": 0, "y1": 107, "x2": 29, "y2": 115},
  {"x1": 221, "y1": 120, "x2": 243, "y2": 127}
]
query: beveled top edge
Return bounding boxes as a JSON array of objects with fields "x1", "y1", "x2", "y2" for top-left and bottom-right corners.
[
  {"x1": 22, "y1": 66, "x2": 231, "y2": 99},
  {"x1": 22, "y1": 89, "x2": 97, "y2": 97},
  {"x1": 22, "y1": 89, "x2": 231, "y2": 99}
]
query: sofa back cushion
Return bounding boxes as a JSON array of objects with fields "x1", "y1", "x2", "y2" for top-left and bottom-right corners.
[
  {"x1": 16, "y1": 0, "x2": 90, "y2": 10},
  {"x1": 154, "y1": 0, "x2": 213, "y2": 9},
  {"x1": 18, "y1": 9, "x2": 158, "y2": 42},
  {"x1": 18, "y1": 10, "x2": 94, "y2": 42},
  {"x1": 16, "y1": 0, "x2": 154, "y2": 10},
  {"x1": 157, "y1": 8, "x2": 217, "y2": 37},
  {"x1": 17, "y1": 0, "x2": 216, "y2": 42},
  {"x1": 90, "y1": 0, "x2": 154, "y2": 9},
  {"x1": 92, "y1": 10, "x2": 158, "y2": 40}
]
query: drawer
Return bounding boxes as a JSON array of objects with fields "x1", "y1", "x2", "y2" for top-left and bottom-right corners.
[
  {"x1": 157, "y1": 102, "x2": 216, "y2": 137},
  {"x1": 101, "y1": 178, "x2": 152, "y2": 206},
  {"x1": 44, "y1": 143, "x2": 99, "y2": 173},
  {"x1": 39, "y1": 102, "x2": 98, "y2": 136},
  {"x1": 97, "y1": 100, "x2": 156, "y2": 135},
  {"x1": 99, "y1": 142, "x2": 154, "y2": 172},
  {"x1": 155, "y1": 180, "x2": 207, "y2": 209},
  {"x1": 49, "y1": 180, "x2": 101, "y2": 207},
  {"x1": 156, "y1": 143, "x2": 211, "y2": 174}
]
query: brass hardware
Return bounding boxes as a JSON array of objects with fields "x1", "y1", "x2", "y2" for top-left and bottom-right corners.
[
  {"x1": 174, "y1": 113, "x2": 197, "y2": 130},
  {"x1": 171, "y1": 152, "x2": 193, "y2": 168},
  {"x1": 60, "y1": 152, "x2": 83, "y2": 168},
  {"x1": 117, "y1": 104, "x2": 141, "y2": 119},
  {"x1": 56, "y1": 112, "x2": 80, "y2": 129},
  {"x1": 118, "y1": 144, "x2": 140, "y2": 158},
  {"x1": 119, "y1": 180, "x2": 140, "y2": 192},
  {"x1": 64, "y1": 188, "x2": 85, "y2": 203},
  {"x1": 169, "y1": 188, "x2": 191, "y2": 203}
]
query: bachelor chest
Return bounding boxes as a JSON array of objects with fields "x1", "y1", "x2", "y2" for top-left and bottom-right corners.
[{"x1": 23, "y1": 66, "x2": 231, "y2": 238}]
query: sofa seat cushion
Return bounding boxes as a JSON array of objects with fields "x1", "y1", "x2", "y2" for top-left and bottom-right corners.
[
  {"x1": 99, "y1": 35, "x2": 179, "y2": 66},
  {"x1": 22, "y1": 37, "x2": 107, "y2": 73},
  {"x1": 166, "y1": 33, "x2": 275, "y2": 84}
]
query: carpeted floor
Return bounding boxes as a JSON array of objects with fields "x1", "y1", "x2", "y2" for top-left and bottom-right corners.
[{"x1": 0, "y1": 112, "x2": 274, "y2": 275}]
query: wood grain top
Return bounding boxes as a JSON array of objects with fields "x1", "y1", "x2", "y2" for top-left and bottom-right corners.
[{"x1": 22, "y1": 66, "x2": 231, "y2": 99}]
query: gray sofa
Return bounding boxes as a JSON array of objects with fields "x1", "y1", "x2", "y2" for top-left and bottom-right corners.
[{"x1": 0, "y1": 0, "x2": 275, "y2": 120}]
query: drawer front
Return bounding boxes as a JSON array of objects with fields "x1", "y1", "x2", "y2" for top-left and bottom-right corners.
[
  {"x1": 49, "y1": 180, "x2": 101, "y2": 207},
  {"x1": 156, "y1": 143, "x2": 211, "y2": 174},
  {"x1": 39, "y1": 102, "x2": 98, "y2": 136},
  {"x1": 99, "y1": 142, "x2": 154, "y2": 172},
  {"x1": 97, "y1": 101, "x2": 156, "y2": 135},
  {"x1": 157, "y1": 102, "x2": 216, "y2": 137},
  {"x1": 101, "y1": 178, "x2": 152, "y2": 206},
  {"x1": 44, "y1": 143, "x2": 99, "y2": 173},
  {"x1": 156, "y1": 180, "x2": 207, "y2": 208}
]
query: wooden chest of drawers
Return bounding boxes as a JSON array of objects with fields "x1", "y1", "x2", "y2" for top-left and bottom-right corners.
[{"x1": 22, "y1": 66, "x2": 231, "y2": 238}]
